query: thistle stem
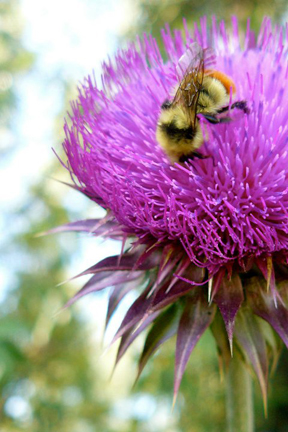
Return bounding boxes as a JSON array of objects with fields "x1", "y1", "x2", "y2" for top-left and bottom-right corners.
[{"x1": 226, "y1": 355, "x2": 254, "y2": 432}]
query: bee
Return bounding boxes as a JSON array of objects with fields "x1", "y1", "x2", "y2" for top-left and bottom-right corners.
[{"x1": 156, "y1": 43, "x2": 249, "y2": 163}]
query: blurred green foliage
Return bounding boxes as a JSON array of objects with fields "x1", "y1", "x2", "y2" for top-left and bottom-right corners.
[
  {"x1": 1, "y1": 0, "x2": 288, "y2": 431},
  {"x1": 129, "y1": 0, "x2": 287, "y2": 42},
  {"x1": 0, "y1": 182, "x2": 113, "y2": 431},
  {"x1": 0, "y1": 0, "x2": 34, "y2": 155}
]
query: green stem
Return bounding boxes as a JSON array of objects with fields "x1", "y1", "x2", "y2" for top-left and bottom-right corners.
[{"x1": 226, "y1": 355, "x2": 254, "y2": 432}]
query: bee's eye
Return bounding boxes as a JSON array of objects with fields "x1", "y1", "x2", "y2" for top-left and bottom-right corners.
[{"x1": 161, "y1": 100, "x2": 172, "y2": 110}]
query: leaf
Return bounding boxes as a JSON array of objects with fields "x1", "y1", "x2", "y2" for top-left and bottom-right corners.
[
  {"x1": 135, "y1": 241, "x2": 166, "y2": 268},
  {"x1": 208, "y1": 268, "x2": 225, "y2": 303},
  {"x1": 40, "y1": 218, "x2": 123, "y2": 238},
  {"x1": 257, "y1": 318, "x2": 282, "y2": 375},
  {"x1": 151, "y1": 265, "x2": 205, "y2": 312},
  {"x1": 174, "y1": 289, "x2": 216, "y2": 403},
  {"x1": 136, "y1": 304, "x2": 180, "y2": 383},
  {"x1": 256, "y1": 257, "x2": 278, "y2": 306},
  {"x1": 50, "y1": 177, "x2": 106, "y2": 206},
  {"x1": 234, "y1": 307, "x2": 268, "y2": 412},
  {"x1": 277, "y1": 280, "x2": 288, "y2": 306},
  {"x1": 213, "y1": 274, "x2": 244, "y2": 354},
  {"x1": 72, "y1": 249, "x2": 160, "y2": 279},
  {"x1": 41, "y1": 219, "x2": 103, "y2": 234},
  {"x1": 247, "y1": 277, "x2": 288, "y2": 348},
  {"x1": 65, "y1": 270, "x2": 142, "y2": 308},
  {"x1": 111, "y1": 286, "x2": 152, "y2": 343},
  {"x1": 115, "y1": 311, "x2": 160, "y2": 368},
  {"x1": 155, "y1": 251, "x2": 182, "y2": 289},
  {"x1": 210, "y1": 310, "x2": 231, "y2": 374},
  {"x1": 105, "y1": 275, "x2": 146, "y2": 328}
]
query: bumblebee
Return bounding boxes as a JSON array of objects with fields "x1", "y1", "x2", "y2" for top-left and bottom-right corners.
[{"x1": 156, "y1": 43, "x2": 249, "y2": 163}]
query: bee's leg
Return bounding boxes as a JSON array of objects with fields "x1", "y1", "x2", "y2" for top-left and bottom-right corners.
[
  {"x1": 231, "y1": 100, "x2": 250, "y2": 114},
  {"x1": 217, "y1": 100, "x2": 249, "y2": 114},
  {"x1": 201, "y1": 114, "x2": 220, "y2": 123},
  {"x1": 179, "y1": 153, "x2": 193, "y2": 162},
  {"x1": 216, "y1": 106, "x2": 229, "y2": 114},
  {"x1": 201, "y1": 113, "x2": 232, "y2": 124},
  {"x1": 192, "y1": 151, "x2": 210, "y2": 159},
  {"x1": 179, "y1": 152, "x2": 210, "y2": 162}
]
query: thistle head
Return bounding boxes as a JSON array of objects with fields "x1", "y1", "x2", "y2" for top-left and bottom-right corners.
[{"x1": 57, "y1": 17, "x2": 288, "y2": 405}]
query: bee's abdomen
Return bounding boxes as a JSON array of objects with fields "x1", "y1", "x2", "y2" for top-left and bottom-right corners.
[{"x1": 160, "y1": 121, "x2": 195, "y2": 142}]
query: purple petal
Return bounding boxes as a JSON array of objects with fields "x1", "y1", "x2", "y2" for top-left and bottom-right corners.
[
  {"x1": 174, "y1": 289, "x2": 216, "y2": 401},
  {"x1": 213, "y1": 274, "x2": 244, "y2": 354},
  {"x1": 62, "y1": 19, "x2": 288, "y2": 273}
]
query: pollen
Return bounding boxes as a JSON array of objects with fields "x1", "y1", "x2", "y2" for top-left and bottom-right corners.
[{"x1": 206, "y1": 69, "x2": 237, "y2": 94}]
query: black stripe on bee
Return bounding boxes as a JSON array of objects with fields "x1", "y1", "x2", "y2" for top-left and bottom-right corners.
[{"x1": 160, "y1": 121, "x2": 196, "y2": 141}]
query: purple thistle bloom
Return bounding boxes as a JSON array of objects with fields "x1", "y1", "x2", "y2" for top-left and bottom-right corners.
[{"x1": 55, "y1": 17, "x2": 288, "y2": 405}]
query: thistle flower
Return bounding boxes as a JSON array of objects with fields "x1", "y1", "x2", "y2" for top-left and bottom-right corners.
[{"x1": 55, "y1": 17, "x2": 288, "y2": 407}]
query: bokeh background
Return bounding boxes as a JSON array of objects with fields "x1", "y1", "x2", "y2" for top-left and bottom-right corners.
[{"x1": 1, "y1": 1, "x2": 288, "y2": 431}]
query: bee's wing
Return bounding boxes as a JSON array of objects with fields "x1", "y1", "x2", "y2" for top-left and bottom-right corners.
[
  {"x1": 176, "y1": 42, "x2": 216, "y2": 78},
  {"x1": 173, "y1": 43, "x2": 216, "y2": 127}
]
